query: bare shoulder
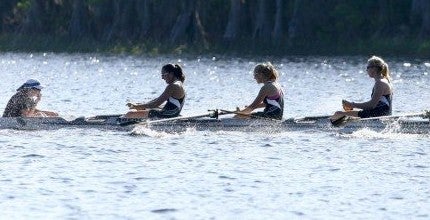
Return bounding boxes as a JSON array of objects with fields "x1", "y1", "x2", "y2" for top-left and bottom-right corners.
[
  {"x1": 374, "y1": 78, "x2": 392, "y2": 92},
  {"x1": 266, "y1": 82, "x2": 281, "y2": 91},
  {"x1": 166, "y1": 82, "x2": 185, "y2": 98},
  {"x1": 167, "y1": 82, "x2": 184, "y2": 92}
]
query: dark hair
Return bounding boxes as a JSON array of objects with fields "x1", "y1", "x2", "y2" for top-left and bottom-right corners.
[{"x1": 162, "y1": 63, "x2": 185, "y2": 82}]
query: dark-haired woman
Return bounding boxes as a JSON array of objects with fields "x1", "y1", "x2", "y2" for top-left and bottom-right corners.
[{"x1": 125, "y1": 64, "x2": 186, "y2": 119}]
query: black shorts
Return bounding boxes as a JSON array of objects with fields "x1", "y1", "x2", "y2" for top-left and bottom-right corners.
[
  {"x1": 148, "y1": 109, "x2": 180, "y2": 119},
  {"x1": 358, "y1": 105, "x2": 390, "y2": 118}
]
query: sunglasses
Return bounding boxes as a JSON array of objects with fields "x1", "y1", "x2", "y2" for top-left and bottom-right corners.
[{"x1": 366, "y1": 65, "x2": 378, "y2": 70}]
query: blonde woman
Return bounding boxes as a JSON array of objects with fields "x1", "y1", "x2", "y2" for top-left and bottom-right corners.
[
  {"x1": 236, "y1": 62, "x2": 284, "y2": 120},
  {"x1": 331, "y1": 56, "x2": 393, "y2": 122}
]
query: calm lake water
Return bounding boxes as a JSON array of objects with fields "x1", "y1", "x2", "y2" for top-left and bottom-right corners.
[{"x1": 0, "y1": 53, "x2": 429, "y2": 219}]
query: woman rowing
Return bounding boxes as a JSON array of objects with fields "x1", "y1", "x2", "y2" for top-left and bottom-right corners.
[
  {"x1": 236, "y1": 62, "x2": 284, "y2": 120},
  {"x1": 331, "y1": 56, "x2": 393, "y2": 122},
  {"x1": 125, "y1": 64, "x2": 186, "y2": 119},
  {"x1": 3, "y1": 79, "x2": 58, "y2": 117}
]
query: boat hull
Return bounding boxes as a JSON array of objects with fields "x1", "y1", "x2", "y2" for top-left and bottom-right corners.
[
  {"x1": 0, "y1": 116, "x2": 138, "y2": 131},
  {"x1": 0, "y1": 116, "x2": 429, "y2": 134},
  {"x1": 142, "y1": 117, "x2": 430, "y2": 134}
]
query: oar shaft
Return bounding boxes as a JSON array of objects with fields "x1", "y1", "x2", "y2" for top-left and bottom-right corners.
[
  {"x1": 145, "y1": 113, "x2": 213, "y2": 124},
  {"x1": 295, "y1": 115, "x2": 332, "y2": 121},
  {"x1": 138, "y1": 110, "x2": 233, "y2": 125},
  {"x1": 218, "y1": 109, "x2": 280, "y2": 121},
  {"x1": 90, "y1": 114, "x2": 123, "y2": 120},
  {"x1": 358, "y1": 113, "x2": 426, "y2": 121}
]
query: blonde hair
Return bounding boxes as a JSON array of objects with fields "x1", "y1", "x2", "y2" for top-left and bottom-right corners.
[
  {"x1": 254, "y1": 62, "x2": 279, "y2": 81},
  {"x1": 368, "y1": 56, "x2": 390, "y2": 80}
]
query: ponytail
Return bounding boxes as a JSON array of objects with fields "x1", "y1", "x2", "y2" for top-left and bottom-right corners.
[
  {"x1": 162, "y1": 63, "x2": 186, "y2": 82},
  {"x1": 381, "y1": 63, "x2": 390, "y2": 81},
  {"x1": 174, "y1": 64, "x2": 185, "y2": 82}
]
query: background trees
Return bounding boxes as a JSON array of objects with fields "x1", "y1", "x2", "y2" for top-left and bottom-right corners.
[{"x1": 0, "y1": 0, "x2": 428, "y2": 54}]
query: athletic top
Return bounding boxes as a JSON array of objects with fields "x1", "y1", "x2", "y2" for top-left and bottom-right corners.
[
  {"x1": 162, "y1": 96, "x2": 185, "y2": 112},
  {"x1": 255, "y1": 82, "x2": 284, "y2": 120},
  {"x1": 148, "y1": 81, "x2": 185, "y2": 118},
  {"x1": 376, "y1": 93, "x2": 392, "y2": 112},
  {"x1": 358, "y1": 88, "x2": 393, "y2": 118},
  {"x1": 264, "y1": 90, "x2": 284, "y2": 112}
]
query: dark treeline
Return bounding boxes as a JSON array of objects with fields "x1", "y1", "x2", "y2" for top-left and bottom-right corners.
[{"x1": 0, "y1": 0, "x2": 430, "y2": 55}]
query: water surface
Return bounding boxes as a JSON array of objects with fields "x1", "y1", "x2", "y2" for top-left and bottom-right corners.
[{"x1": 0, "y1": 53, "x2": 429, "y2": 219}]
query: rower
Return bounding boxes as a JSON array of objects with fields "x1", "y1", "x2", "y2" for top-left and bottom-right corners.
[
  {"x1": 236, "y1": 62, "x2": 284, "y2": 120},
  {"x1": 125, "y1": 63, "x2": 186, "y2": 119},
  {"x1": 331, "y1": 56, "x2": 393, "y2": 123},
  {"x1": 2, "y1": 79, "x2": 59, "y2": 117}
]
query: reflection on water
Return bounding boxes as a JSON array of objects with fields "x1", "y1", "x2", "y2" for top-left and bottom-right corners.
[{"x1": 0, "y1": 53, "x2": 429, "y2": 219}]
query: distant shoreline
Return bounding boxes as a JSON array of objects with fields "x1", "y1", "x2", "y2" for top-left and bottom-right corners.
[{"x1": 1, "y1": 34, "x2": 429, "y2": 58}]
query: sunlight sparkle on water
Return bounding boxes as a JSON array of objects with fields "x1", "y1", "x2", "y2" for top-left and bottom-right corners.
[{"x1": 1, "y1": 54, "x2": 429, "y2": 219}]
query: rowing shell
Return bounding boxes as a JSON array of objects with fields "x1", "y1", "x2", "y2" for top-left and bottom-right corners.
[
  {"x1": 0, "y1": 116, "x2": 141, "y2": 131},
  {"x1": 0, "y1": 115, "x2": 429, "y2": 134},
  {"x1": 140, "y1": 116, "x2": 430, "y2": 134}
]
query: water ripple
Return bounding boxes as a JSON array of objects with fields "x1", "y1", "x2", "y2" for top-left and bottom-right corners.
[
  {"x1": 22, "y1": 154, "x2": 45, "y2": 158},
  {"x1": 151, "y1": 208, "x2": 177, "y2": 213},
  {"x1": 1, "y1": 54, "x2": 429, "y2": 219}
]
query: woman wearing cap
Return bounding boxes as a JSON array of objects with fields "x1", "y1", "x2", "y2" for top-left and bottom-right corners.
[
  {"x1": 2, "y1": 79, "x2": 58, "y2": 117},
  {"x1": 235, "y1": 62, "x2": 284, "y2": 120},
  {"x1": 125, "y1": 64, "x2": 186, "y2": 119},
  {"x1": 331, "y1": 56, "x2": 393, "y2": 122}
]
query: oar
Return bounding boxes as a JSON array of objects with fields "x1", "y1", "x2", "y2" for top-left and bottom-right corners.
[
  {"x1": 126, "y1": 110, "x2": 231, "y2": 126},
  {"x1": 89, "y1": 114, "x2": 123, "y2": 120},
  {"x1": 294, "y1": 115, "x2": 332, "y2": 121},
  {"x1": 145, "y1": 112, "x2": 217, "y2": 125},
  {"x1": 358, "y1": 111, "x2": 429, "y2": 121},
  {"x1": 333, "y1": 111, "x2": 429, "y2": 127},
  {"x1": 218, "y1": 109, "x2": 281, "y2": 121},
  {"x1": 67, "y1": 114, "x2": 124, "y2": 125}
]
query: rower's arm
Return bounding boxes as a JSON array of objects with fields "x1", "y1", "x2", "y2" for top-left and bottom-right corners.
[
  {"x1": 353, "y1": 81, "x2": 386, "y2": 110},
  {"x1": 239, "y1": 87, "x2": 267, "y2": 114},
  {"x1": 36, "y1": 109, "x2": 59, "y2": 117},
  {"x1": 141, "y1": 85, "x2": 173, "y2": 109},
  {"x1": 21, "y1": 108, "x2": 36, "y2": 117}
]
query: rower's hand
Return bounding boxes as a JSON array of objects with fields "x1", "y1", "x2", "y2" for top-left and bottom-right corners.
[
  {"x1": 235, "y1": 107, "x2": 252, "y2": 116},
  {"x1": 342, "y1": 100, "x2": 353, "y2": 111},
  {"x1": 127, "y1": 102, "x2": 137, "y2": 109},
  {"x1": 234, "y1": 107, "x2": 251, "y2": 118},
  {"x1": 235, "y1": 106, "x2": 248, "y2": 112}
]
